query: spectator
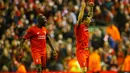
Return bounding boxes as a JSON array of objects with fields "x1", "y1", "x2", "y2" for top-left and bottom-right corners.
[
  {"x1": 14, "y1": 53, "x2": 27, "y2": 73},
  {"x1": 89, "y1": 48, "x2": 101, "y2": 73},
  {"x1": 67, "y1": 56, "x2": 81, "y2": 72},
  {"x1": 106, "y1": 24, "x2": 121, "y2": 42},
  {"x1": 123, "y1": 48, "x2": 130, "y2": 72},
  {"x1": 0, "y1": 48, "x2": 11, "y2": 71},
  {"x1": 91, "y1": 28, "x2": 104, "y2": 49}
]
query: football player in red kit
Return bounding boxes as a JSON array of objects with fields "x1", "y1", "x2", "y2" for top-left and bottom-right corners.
[
  {"x1": 20, "y1": 14, "x2": 57, "y2": 73},
  {"x1": 74, "y1": 0, "x2": 94, "y2": 73}
]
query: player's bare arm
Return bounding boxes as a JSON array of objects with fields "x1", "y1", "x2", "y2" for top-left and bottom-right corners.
[
  {"x1": 46, "y1": 35, "x2": 58, "y2": 58},
  {"x1": 84, "y1": 2, "x2": 94, "y2": 26},
  {"x1": 77, "y1": 0, "x2": 86, "y2": 25}
]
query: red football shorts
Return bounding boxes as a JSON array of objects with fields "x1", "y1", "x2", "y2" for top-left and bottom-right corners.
[
  {"x1": 31, "y1": 48, "x2": 46, "y2": 67},
  {"x1": 76, "y1": 48, "x2": 89, "y2": 67}
]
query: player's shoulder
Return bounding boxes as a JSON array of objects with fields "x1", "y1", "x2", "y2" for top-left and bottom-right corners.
[
  {"x1": 31, "y1": 25, "x2": 37, "y2": 29},
  {"x1": 42, "y1": 26, "x2": 46, "y2": 29},
  {"x1": 76, "y1": 23, "x2": 86, "y2": 28},
  {"x1": 42, "y1": 26, "x2": 47, "y2": 30},
  {"x1": 27, "y1": 25, "x2": 36, "y2": 31}
]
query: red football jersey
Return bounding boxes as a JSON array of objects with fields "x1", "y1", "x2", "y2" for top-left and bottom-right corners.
[
  {"x1": 23, "y1": 25, "x2": 48, "y2": 53},
  {"x1": 74, "y1": 24, "x2": 89, "y2": 50},
  {"x1": 89, "y1": 0, "x2": 94, "y2": 3}
]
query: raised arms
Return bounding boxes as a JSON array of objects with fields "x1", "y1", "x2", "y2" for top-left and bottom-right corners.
[
  {"x1": 77, "y1": 0, "x2": 86, "y2": 25},
  {"x1": 77, "y1": 0, "x2": 94, "y2": 26},
  {"x1": 84, "y1": 2, "x2": 94, "y2": 26}
]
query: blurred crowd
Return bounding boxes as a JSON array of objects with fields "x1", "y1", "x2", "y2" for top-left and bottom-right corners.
[{"x1": 0, "y1": 0, "x2": 130, "y2": 72}]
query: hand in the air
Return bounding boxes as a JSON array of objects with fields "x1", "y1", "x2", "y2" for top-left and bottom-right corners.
[
  {"x1": 82, "y1": 0, "x2": 86, "y2": 8},
  {"x1": 89, "y1": 2, "x2": 94, "y2": 7}
]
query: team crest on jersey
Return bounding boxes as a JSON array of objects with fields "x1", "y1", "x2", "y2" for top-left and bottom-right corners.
[{"x1": 37, "y1": 32, "x2": 40, "y2": 34}]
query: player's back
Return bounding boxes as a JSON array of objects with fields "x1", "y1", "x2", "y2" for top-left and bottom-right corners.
[{"x1": 74, "y1": 23, "x2": 89, "y2": 49}]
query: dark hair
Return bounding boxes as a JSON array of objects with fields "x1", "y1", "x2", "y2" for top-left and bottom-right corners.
[
  {"x1": 82, "y1": 13, "x2": 88, "y2": 21},
  {"x1": 37, "y1": 14, "x2": 43, "y2": 24}
]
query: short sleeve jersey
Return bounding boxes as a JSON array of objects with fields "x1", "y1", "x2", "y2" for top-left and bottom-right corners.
[{"x1": 23, "y1": 25, "x2": 48, "y2": 52}]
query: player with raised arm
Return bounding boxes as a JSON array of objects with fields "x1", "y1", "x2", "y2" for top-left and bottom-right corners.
[
  {"x1": 74, "y1": 0, "x2": 94, "y2": 73},
  {"x1": 20, "y1": 14, "x2": 57, "y2": 73}
]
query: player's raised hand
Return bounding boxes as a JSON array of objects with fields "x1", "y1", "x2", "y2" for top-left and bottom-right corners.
[{"x1": 88, "y1": 2, "x2": 94, "y2": 7}]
